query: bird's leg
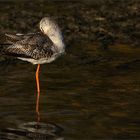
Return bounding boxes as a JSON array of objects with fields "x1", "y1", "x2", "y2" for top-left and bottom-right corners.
[
  {"x1": 36, "y1": 64, "x2": 40, "y2": 93},
  {"x1": 36, "y1": 90, "x2": 40, "y2": 122},
  {"x1": 36, "y1": 64, "x2": 40, "y2": 122}
]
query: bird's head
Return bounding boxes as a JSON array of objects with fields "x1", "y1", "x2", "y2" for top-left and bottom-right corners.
[
  {"x1": 39, "y1": 17, "x2": 65, "y2": 50},
  {"x1": 39, "y1": 17, "x2": 58, "y2": 36}
]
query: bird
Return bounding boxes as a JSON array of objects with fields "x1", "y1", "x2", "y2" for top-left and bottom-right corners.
[{"x1": 0, "y1": 17, "x2": 65, "y2": 94}]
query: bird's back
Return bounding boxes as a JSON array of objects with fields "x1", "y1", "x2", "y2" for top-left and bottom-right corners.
[{"x1": 1, "y1": 32, "x2": 56, "y2": 60}]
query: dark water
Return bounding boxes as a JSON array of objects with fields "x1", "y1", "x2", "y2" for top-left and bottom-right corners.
[
  {"x1": 0, "y1": 44, "x2": 140, "y2": 139},
  {"x1": 0, "y1": 0, "x2": 140, "y2": 139}
]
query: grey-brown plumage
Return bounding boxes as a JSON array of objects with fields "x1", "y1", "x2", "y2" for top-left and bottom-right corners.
[
  {"x1": 0, "y1": 17, "x2": 65, "y2": 65},
  {"x1": 2, "y1": 33, "x2": 55, "y2": 59}
]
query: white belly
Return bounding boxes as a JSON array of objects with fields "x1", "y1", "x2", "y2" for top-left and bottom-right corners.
[{"x1": 18, "y1": 53, "x2": 60, "y2": 65}]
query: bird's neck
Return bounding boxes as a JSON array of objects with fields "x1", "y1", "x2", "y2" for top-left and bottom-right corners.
[{"x1": 48, "y1": 31, "x2": 65, "y2": 52}]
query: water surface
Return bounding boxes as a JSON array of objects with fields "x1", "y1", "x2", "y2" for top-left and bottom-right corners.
[{"x1": 0, "y1": 44, "x2": 140, "y2": 139}]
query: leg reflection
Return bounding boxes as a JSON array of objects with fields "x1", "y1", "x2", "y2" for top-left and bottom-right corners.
[{"x1": 36, "y1": 90, "x2": 40, "y2": 122}]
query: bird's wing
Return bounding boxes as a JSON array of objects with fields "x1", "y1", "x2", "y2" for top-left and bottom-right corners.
[
  {"x1": 5, "y1": 33, "x2": 38, "y2": 44},
  {"x1": 2, "y1": 33, "x2": 55, "y2": 60},
  {"x1": 5, "y1": 33, "x2": 24, "y2": 44}
]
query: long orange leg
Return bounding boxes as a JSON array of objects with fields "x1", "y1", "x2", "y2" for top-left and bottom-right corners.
[
  {"x1": 36, "y1": 64, "x2": 40, "y2": 122},
  {"x1": 36, "y1": 64, "x2": 40, "y2": 93}
]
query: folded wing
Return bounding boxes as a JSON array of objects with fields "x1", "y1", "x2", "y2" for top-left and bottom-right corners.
[{"x1": 2, "y1": 33, "x2": 54, "y2": 60}]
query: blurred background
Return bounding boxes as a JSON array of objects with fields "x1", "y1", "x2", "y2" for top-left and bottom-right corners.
[
  {"x1": 0, "y1": 0, "x2": 140, "y2": 140},
  {"x1": 0, "y1": 0, "x2": 139, "y2": 47}
]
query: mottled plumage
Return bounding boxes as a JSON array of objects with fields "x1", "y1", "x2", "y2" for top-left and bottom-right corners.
[
  {"x1": 4, "y1": 33, "x2": 55, "y2": 59},
  {"x1": 1, "y1": 17, "x2": 65, "y2": 64}
]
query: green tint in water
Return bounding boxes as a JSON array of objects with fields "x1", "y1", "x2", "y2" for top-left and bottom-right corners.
[{"x1": 0, "y1": 43, "x2": 140, "y2": 139}]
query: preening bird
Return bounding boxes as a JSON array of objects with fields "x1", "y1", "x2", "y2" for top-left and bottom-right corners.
[{"x1": 0, "y1": 17, "x2": 65, "y2": 93}]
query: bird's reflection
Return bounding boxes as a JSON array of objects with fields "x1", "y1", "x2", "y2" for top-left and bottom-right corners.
[
  {"x1": 0, "y1": 88, "x2": 64, "y2": 140},
  {"x1": 0, "y1": 68, "x2": 64, "y2": 139}
]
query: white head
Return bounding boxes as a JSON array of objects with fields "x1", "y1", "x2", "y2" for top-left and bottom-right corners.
[{"x1": 39, "y1": 17, "x2": 65, "y2": 51}]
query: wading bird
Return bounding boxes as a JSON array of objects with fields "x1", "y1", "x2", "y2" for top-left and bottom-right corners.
[{"x1": 0, "y1": 17, "x2": 65, "y2": 94}]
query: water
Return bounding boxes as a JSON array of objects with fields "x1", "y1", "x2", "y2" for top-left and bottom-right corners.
[
  {"x1": 0, "y1": 43, "x2": 140, "y2": 139},
  {"x1": 0, "y1": 0, "x2": 140, "y2": 139}
]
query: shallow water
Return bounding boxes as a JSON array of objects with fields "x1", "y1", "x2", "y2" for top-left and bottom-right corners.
[
  {"x1": 0, "y1": 0, "x2": 140, "y2": 139},
  {"x1": 0, "y1": 43, "x2": 140, "y2": 139}
]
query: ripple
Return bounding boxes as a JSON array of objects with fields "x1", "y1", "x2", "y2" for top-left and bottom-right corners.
[{"x1": 0, "y1": 122, "x2": 63, "y2": 140}]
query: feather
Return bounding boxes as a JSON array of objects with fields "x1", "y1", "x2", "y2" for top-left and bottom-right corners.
[
  {"x1": 0, "y1": 17, "x2": 65, "y2": 65},
  {"x1": 3, "y1": 32, "x2": 55, "y2": 60}
]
